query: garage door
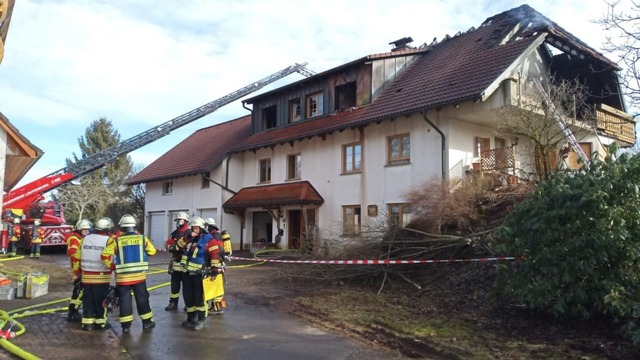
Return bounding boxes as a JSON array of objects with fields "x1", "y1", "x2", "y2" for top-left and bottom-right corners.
[
  {"x1": 148, "y1": 212, "x2": 167, "y2": 250},
  {"x1": 199, "y1": 209, "x2": 218, "y2": 223}
]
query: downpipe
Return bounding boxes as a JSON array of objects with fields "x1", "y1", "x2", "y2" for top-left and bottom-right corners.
[{"x1": 422, "y1": 110, "x2": 446, "y2": 180}]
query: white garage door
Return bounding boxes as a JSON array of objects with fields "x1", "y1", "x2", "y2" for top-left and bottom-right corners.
[
  {"x1": 199, "y1": 209, "x2": 218, "y2": 223},
  {"x1": 148, "y1": 212, "x2": 167, "y2": 250}
]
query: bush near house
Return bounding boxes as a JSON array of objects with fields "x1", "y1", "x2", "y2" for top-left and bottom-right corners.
[{"x1": 495, "y1": 146, "x2": 640, "y2": 346}]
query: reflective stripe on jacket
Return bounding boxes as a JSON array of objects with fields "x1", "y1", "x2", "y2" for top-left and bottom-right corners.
[{"x1": 115, "y1": 234, "x2": 149, "y2": 274}]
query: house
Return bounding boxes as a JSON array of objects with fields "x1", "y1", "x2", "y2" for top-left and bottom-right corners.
[
  {"x1": 1, "y1": 0, "x2": 44, "y2": 202},
  {"x1": 127, "y1": 4, "x2": 635, "y2": 252}
]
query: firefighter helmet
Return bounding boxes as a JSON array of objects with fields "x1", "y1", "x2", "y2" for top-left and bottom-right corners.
[
  {"x1": 204, "y1": 217, "x2": 219, "y2": 229},
  {"x1": 75, "y1": 219, "x2": 93, "y2": 231},
  {"x1": 34, "y1": 219, "x2": 41, "y2": 226},
  {"x1": 118, "y1": 214, "x2": 137, "y2": 227},
  {"x1": 175, "y1": 212, "x2": 189, "y2": 222},
  {"x1": 189, "y1": 216, "x2": 206, "y2": 230},
  {"x1": 94, "y1": 217, "x2": 113, "y2": 231},
  {"x1": 13, "y1": 218, "x2": 20, "y2": 224}
]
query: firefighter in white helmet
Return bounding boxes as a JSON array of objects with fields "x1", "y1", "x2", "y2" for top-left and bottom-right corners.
[
  {"x1": 164, "y1": 211, "x2": 190, "y2": 311},
  {"x1": 101, "y1": 214, "x2": 157, "y2": 333},
  {"x1": 204, "y1": 217, "x2": 226, "y2": 315},
  {"x1": 66, "y1": 218, "x2": 92, "y2": 323},
  {"x1": 7, "y1": 218, "x2": 21, "y2": 257},
  {"x1": 79, "y1": 217, "x2": 113, "y2": 331},
  {"x1": 179, "y1": 216, "x2": 221, "y2": 330},
  {"x1": 30, "y1": 219, "x2": 45, "y2": 258}
]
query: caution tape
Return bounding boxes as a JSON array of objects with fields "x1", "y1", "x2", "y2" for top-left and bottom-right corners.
[{"x1": 228, "y1": 256, "x2": 515, "y2": 265}]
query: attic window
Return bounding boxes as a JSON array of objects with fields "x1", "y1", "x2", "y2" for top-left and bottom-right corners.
[
  {"x1": 262, "y1": 105, "x2": 277, "y2": 130},
  {"x1": 335, "y1": 82, "x2": 356, "y2": 111},
  {"x1": 289, "y1": 99, "x2": 301, "y2": 123},
  {"x1": 306, "y1": 92, "x2": 323, "y2": 118},
  {"x1": 163, "y1": 181, "x2": 173, "y2": 196}
]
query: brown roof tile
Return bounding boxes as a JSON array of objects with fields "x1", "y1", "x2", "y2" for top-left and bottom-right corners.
[
  {"x1": 223, "y1": 181, "x2": 324, "y2": 211},
  {"x1": 125, "y1": 115, "x2": 251, "y2": 185}
]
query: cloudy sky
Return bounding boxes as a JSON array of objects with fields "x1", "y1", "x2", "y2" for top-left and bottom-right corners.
[{"x1": 0, "y1": 0, "x2": 629, "y2": 187}]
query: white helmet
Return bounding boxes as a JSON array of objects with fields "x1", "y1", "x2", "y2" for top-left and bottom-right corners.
[
  {"x1": 204, "y1": 217, "x2": 218, "y2": 229},
  {"x1": 94, "y1": 217, "x2": 113, "y2": 231},
  {"x1": 13, "y1": 218, "x2": 20, "y2": 224},
  {"x1": 34, "y1": 219, "x2": 41, "y2": 226},
  {"x1": 118, "y1": 214, "x2": 137, "y2": 227},
  {"x1": 175, "y1": 212, "x2": 189, "y2": 221},
  {"x1": 75, "y1": 219, "x2": 93, "y2": 231},
  {"x1": 189, "y1": 216, "x2": 206, "y2": 230}
]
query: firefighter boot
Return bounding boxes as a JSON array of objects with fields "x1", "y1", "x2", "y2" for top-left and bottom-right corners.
[
  {"x1": 181, "y1": 313, "x2": 197, "y2": 329},
  {"x1": 192, "y1": 311, "x2": 206, "y2": 331},
  {"x1": 67, "y1": 310, "x2": 82, "y2": 322},
  {"x1": 142, "y1": 319, "x2": 156, "y2": 331},
  {"x1": 165, "y1": 300, "x2": 178, "y2": 311},
  {"x1": 82, "y1": 324, "x2": 94, "y2": 331}
]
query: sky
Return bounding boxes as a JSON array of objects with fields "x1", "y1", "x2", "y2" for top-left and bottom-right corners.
[{"x1": 0, "y1": 0, "x2": 631, "y2": 188}]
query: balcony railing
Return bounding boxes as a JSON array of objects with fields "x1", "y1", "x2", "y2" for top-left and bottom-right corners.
[
  {"x1": 480, "y1": 147, "x2": 516, "y2": 172},
  {"x1": 595, "y1": 103, "x2": 635, "y2": 145}
]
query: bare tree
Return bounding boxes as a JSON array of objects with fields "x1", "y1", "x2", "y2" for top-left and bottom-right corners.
[
  {"x1": 596, "y1": 1, "x2": 640, "y2": 112},
  {"x1": 56, "y1": 177, "x2": 115, "y2": 224},
  {"x1": 497, "y1": 76, "x2": 595, "y2": 181}
]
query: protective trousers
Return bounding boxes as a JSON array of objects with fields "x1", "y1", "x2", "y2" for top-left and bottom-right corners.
[
  {"x1": 69, "y1": 278, "x2": 83, "y2": 314},
  {"x1": 117, "y1": 281, "x2": 154, "y2": 329},
  {"x1": 81, "y1": 283, "x2": 109, "y2": 328},
  {"x1": 182, "y1": 274, "x2": 206, "y2": 322},
  {"x1": 30, "y1": 243, "x2": 41, "y2": 258},
  {"x1": 168, "y1": 270, "x2": 184, "y2": 305},
  {"x1": 8, "y1": 241, "x2": 17, "y2": 256}
]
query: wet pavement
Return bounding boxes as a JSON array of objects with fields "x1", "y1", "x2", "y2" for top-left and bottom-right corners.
[{"x1": 2, "y1": 252, "x2": 404, "y2": 360}]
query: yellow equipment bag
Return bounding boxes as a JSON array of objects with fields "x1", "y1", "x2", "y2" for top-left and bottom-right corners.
[{"x1": 203, "y1": 275, "x2": 224, "y2": 301}]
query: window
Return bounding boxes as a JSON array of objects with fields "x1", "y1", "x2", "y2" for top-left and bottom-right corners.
[
  {"x1": 335, "y1": 82, "x2": 357, "y2": 111},
  {"x1": 494, "y1": 137, "x2": 506, "y2": 149},
  {"x1": 388, "y1": 134, "x2": 410, "y2": 164},
  {"x1": 201, "y1": 171, "x2": 210, "y2": 189},
  {"x1": 259, "y1": 158, "x2": 271, "y2": 183},
  {"x1": 306, "y1": 92, "x2": 323, "y2": 118},
  {"x1": 289, "y1": 99, "x2": 301, "y2": 123},
  {"x1": 388, "y1": 203, "x2": 411, "y2": 227},
  {"x1": 287, "y1": 153, "x2": 301, "y2": 180},
  {"x1": 342, "y1": 205, "x2": 361, "y2": 236},
  {"x1": 262, "y1": 106, "x2": 277, "y2": 130},
  {"x1": 474, "y1": 137, "x2": 490, "y2": 157},
  {"x1": 343, "y1": 142, "x2": 362, "y2": 173},
  {"x1": 163, "y1": 181, "x2": 173, "y2": 195},
  {"x1": 566, "y1": 142, "x2": 592, "y2": 170}
]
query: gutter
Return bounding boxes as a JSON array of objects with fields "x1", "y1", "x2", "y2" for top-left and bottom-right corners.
[{"x1": 422, "y1": 109, "x2": 446, "y2": 180}]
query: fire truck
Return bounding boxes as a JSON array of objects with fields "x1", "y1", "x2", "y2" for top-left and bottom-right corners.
[{"x1": 1, "y1": 63, "x2": 315, "y2": 252}]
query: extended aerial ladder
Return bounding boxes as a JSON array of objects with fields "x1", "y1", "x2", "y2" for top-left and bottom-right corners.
[
  {"x1": 532, "y1": 78, "x2": 590, "y2": 167},
  {"x1": 1, "y1": 62, "x2": 316, "y2": 248},
  {"x1": 3, "y1": 62, "x2": 315, "y2": 212}
]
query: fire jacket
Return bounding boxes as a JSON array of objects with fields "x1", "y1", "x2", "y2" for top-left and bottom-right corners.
[
  {"x1": 181, "y1": 233, "x2": 213, "y2": 273},
  {"x1": 101, "y1": 231, "x2": 156, "y2": 285},
  {"x1": 8, "y1": 225, "x2": 20, "y2": 242},
  {"x1": 31, "y1": 226, "x2": 44, "y2": 244},
  {"x1": 66, "y1": 231, "x2": 83, "y2": 276},
  {"x1": 166, "y1": 224, "x2": 190, "y2": 271},
  {"x1": 80, "y1": 232, "x2": 112, "y2": 284}
]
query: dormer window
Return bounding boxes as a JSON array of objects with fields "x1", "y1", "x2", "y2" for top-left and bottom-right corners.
[
  {"x1": 335, "y1": 82, "x2": 356, "y2": 111},
  {"x1": 289, "y1": 99, "x2": 301, "y2": 123},
  {"x1": 306, "y1": 92, "x2": 323, "y2": 118},
  {"x1": 262, "y1": 105, "x2": 277, "y2": 130}
]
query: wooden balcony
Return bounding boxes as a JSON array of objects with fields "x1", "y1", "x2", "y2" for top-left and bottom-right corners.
[
  {"x1": 595, "y1": 103, "x2": 635, "y2": 145},
  {"x1": 479, "y1": 147, "x2": 516, "y2": 172}
]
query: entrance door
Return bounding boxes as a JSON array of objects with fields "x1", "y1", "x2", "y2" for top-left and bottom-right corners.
[
  {"x1": 288, "y1": 210, "x2": 301, "y2": 249},
  {"x1": 288, "y1": 209, "x2": 316, "y2": 252}
]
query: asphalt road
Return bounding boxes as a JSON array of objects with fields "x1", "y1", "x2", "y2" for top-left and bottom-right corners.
[{"x1": 5, "y1": 251, "x2": 405, "y2": 360}]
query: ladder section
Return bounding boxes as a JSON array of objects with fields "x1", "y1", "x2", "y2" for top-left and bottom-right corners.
[
  {"x1": 531, "y1": 78, "x2": 590, "y2": 167},
  {"x1": 59, "y1": 63, "x2": 314, "y2": 181}
]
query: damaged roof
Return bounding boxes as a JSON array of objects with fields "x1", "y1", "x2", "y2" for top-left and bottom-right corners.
[{"x1": 130, "y1": 4, "x2": 619, "y2": 184}]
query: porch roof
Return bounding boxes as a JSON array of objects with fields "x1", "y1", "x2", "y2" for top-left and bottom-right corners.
[{"x1": 223, "y1": 181, "x2": 324, "y2": 211}]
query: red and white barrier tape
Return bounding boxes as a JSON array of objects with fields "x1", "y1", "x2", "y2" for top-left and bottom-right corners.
[{"x1": 228, "y1": 256, "x2": 515, "y2": 265}]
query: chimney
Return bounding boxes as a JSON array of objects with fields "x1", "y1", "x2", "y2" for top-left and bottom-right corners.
[{"x1": 389, "y1": 36, "x2": 414, "y2": 52}]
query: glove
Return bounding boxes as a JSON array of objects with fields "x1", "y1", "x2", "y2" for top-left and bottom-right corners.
[
  {"x1": 200, "y1": 268, "x2": 213, "y2": 278},
  {"x1": 167, "y1": 262, "x2": 174, "y2": 274},
  {"x1": 224, "y1": 255, "x2": 231, "y2": 263}
]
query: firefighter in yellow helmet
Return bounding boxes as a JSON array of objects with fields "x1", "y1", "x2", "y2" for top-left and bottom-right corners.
[
  {"x1": 164, "y1": 211, "x2": 190, "y2": 311},
  {"x1": 66, "y1": 218, "x2": 92, "y2": 323},
  {"x1": 101, "y1": 214, "x2": 157, "y2": 334},
  {"x1": 30, "y1": 219, "x2": 45, "y2": 258},
  {"x1": 7, "y1": 218, "x2": 21, "y2": 257},
  {"x1": 80, "y1": 217, "x2": 113, "y2": 331}
]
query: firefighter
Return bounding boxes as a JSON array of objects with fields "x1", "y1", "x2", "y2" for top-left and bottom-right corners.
[
  {"x1": 101, "y1": 214, "x2": 157, "y2": 334},
  {"x1": 204, "y1": 217, "x2": 226, "y2": 315},
  {"x1": 7, "y1": 218, "x2": 21, "y2": 257},
  {"x1": 66, "y1": 219, "x2": 92, "y2": 322},
  {"x1": 164, "y1": 211, "x2": 190, "y2": 311},
  {"x1": 79, "y1": 218, "x2": 113, "y2": 331},
  {"x1": 180, "y1": 216, "x2": 217, "y2": 330},
  {"x1": 30, "y1": 219, "x2": 44, "y2": 258}
]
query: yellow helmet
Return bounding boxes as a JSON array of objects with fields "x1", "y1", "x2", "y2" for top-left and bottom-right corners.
[
  {"x1": 175, "y1": 212, "x2": 189, "y2": 221},
  {"x1": 118, "y1": 214, "x2": 137, "y2": 227},
  {"x1": 189, "y1": 216, "x2": 206, "y2": 230},
  {"x1": 75, "y1": 219, "x2": 93, "y2": 231},
  {"x1": 94, "y1": 217, "x2": 113, "y2": 231}
]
